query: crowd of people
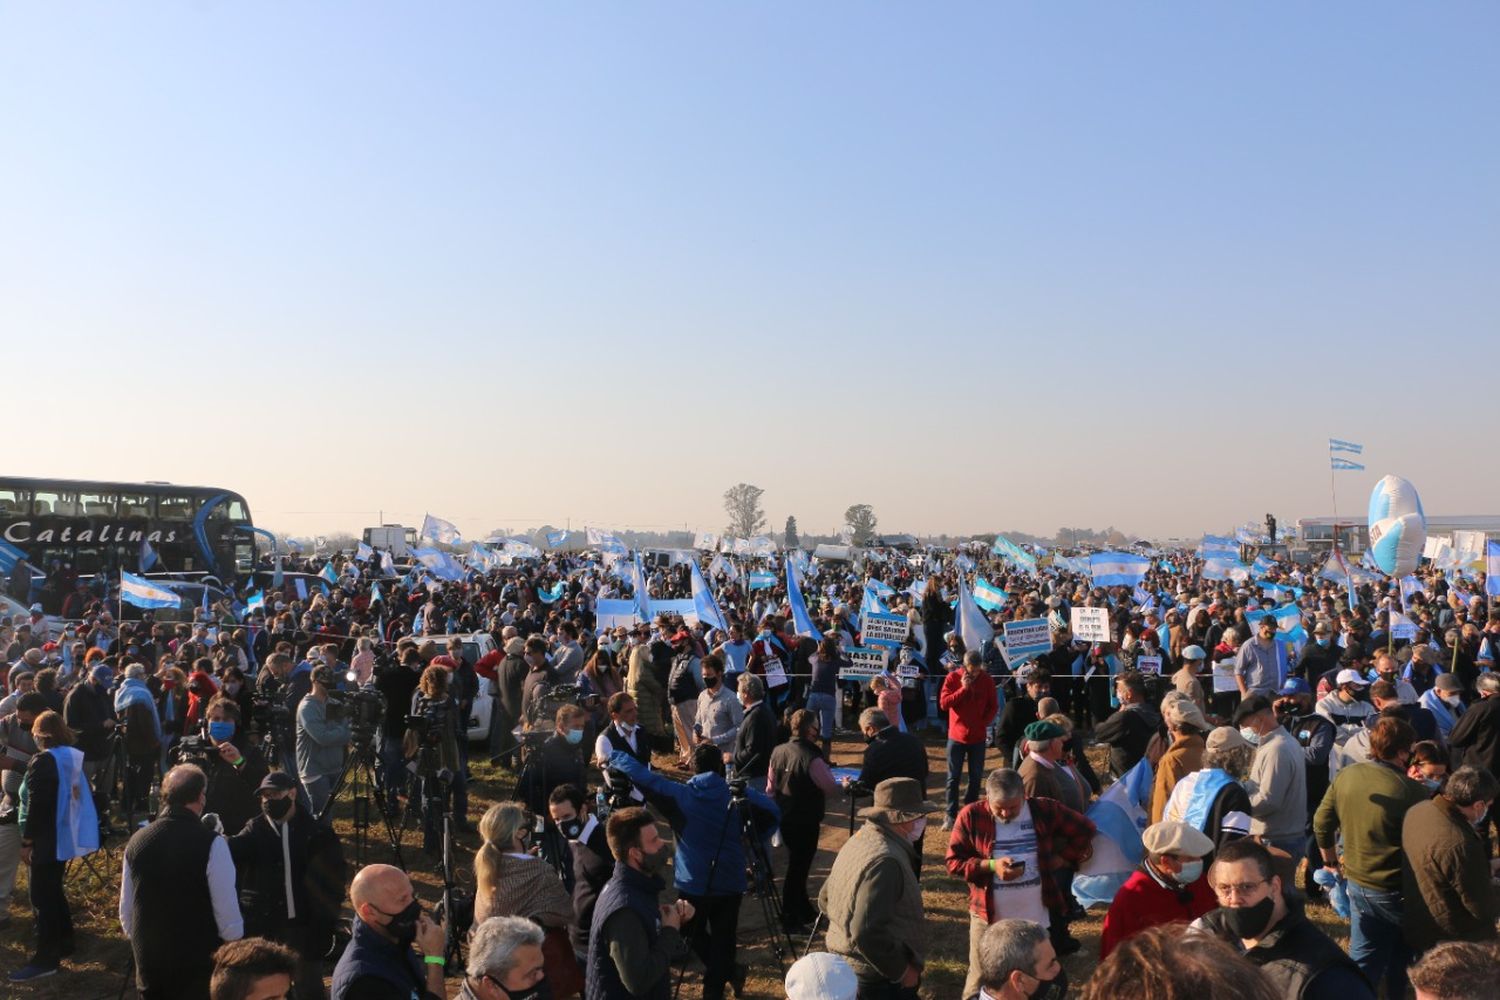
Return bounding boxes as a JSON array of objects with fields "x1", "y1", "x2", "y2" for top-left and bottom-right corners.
[{"x1": 0, "y1": 536, "x2": 1498, "y2": 998}]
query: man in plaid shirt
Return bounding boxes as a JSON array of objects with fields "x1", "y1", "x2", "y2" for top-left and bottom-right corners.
[{"x1": 945, "y1": 768, "x2": 1094, "y2": 1000}]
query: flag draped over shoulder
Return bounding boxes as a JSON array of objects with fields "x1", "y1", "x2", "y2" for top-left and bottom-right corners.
[{"x1": 1072, "y1": 757, "x2": 1153, "y2": 908}]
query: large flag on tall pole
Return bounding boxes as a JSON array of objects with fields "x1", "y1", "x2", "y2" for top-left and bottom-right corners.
[
  {"x1": 120, "y1": 571, "x2": 183, "y2": 610},
  {"x1": 690, "y1": 560, "x2": 728, "y2": 633},
  {"x1": 419, "y1": 513, "x2": 462, "y2": 546},
  {"x1": 630, "y1": 553, "x2": 652, "y2": 623},
  {"x1": 785, "y1": 555, "x2": 820, "y2": 639}
]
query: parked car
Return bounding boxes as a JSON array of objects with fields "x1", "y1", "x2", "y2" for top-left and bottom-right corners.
[{"x1": 419, "y1": 632, "x2": 499, "y2": 743}]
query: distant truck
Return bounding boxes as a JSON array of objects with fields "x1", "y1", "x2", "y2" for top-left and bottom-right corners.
[{"x1": 362, "y1": 524, "x2": 417, "y2": 557}]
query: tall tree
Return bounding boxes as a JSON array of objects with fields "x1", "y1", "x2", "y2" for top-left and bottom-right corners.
[
  {"x1": 784, "y1": 515, "x2": 800, "y2": 549},
  {"x1": 723, "y1": 483, "x2": 767, "y2": 538},
  {"x1": 844, "y1": 504, "x2": 878, "y2": 546}
]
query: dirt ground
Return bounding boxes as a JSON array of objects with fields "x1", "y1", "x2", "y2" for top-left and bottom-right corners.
[{"x1": 0, "y1": 731, "x2": 1353, "y2": 998}]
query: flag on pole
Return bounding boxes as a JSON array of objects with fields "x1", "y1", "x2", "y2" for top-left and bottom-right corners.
[
  {"x1": 630, "y1": 554, "x2": 651, "y2": 623},
  {"x1": 319, "y1": 562, "x2": 339, "y2": 586},
  {"x1": 120, "y1": 571, "x2": 183, "y2": 610},
  {"x1": 419, "y1": 514, "x2": 462, "y2": 546},
  {"x1": 355, "y1": 542, "x2": 374, "y2": 562},
  {"x1": 245, "y1": 589, "x2": 265, "y2": 613},
  {"x1": 1331, "y1": 457, "x2": 1365, "y2": 472},
  {"x1": 785, "y1": 556, "x2": 820, "y2": 639},
  {"x1": 955, "y1": 577, "x2": 994, "y2": 654},
  {"x1": 139, "y1": 538, "x2": 158, "y2": 573},
  {"x1": 1089, "y1": 552, "x2": 1151, "y2": 587},
  {"x1": 690, "y1": 560, "x2": 728, "y2": 633},
  {"x1": 861, "y1": 583, "x2": 889, "y2": 615},
  {"x1": 1328, "y1": 438, "x2": 1364, "y2": 454},
  {"x1": 1486, "y1": 541, "x2": 1500, "y2": 598}
]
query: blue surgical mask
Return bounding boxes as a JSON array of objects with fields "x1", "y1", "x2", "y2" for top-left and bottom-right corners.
[
  {"x1": 1177, "y1": 859, "x2": 1204, "y2": 884},
  {"x1": 565, "y1": 728, "x2": 585, "y2": 745},
  {"x1": 208, "y1": 720, "x2": 235, "y2": 742},
  {"x1": 1316, "y1": 638, "x2": 1330, "y2": 647},
  {"x1": 1239, "y1": 726, "x2": 1262, "y2": 747}
]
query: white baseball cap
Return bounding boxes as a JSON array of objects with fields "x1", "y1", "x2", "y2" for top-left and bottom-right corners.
[{"x1": 1335, "y1": 668, "x2": 1369, "y2": 688}]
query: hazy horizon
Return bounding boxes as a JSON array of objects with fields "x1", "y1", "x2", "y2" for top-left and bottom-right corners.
[{"x1": 4, "y1": 4, "x2": 1495, "y2": 543}]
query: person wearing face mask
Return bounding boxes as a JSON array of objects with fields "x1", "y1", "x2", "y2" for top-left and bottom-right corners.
[
  {"x1": 1234, "y1": 618, "x2": 1288, "y2": 701},
  {"x1": 997, "y1": 667, "x2": 1052, "y2": 768},
  {"x1": 1313, "y1": 715, "x2": 1428, "y2": 997},
  {"x1": 1400, "y1": 764, "x2": 1500, "y2": 957},
  {"x1": 519, "y1": 706, "x2": 588, "y2": 817},
  {"x1": 200, "y1": 697, "x2": 271, "y2": 836},
  {"x1": 972, "y1": 918, "x2": 1066, "y2": 1000},
  {"x1": 61, "y1": 663, "x2": 117, "y2": 829},
  {"x1": 121, "y1": 764, "x2": 246, "y2": 999},
  {"x1": 1098, "y1": 820, "x2": 1217, "y2": 959},
  {"x1": 587, "y1": 807, "x2": 694, "y2": 1000},
  {"x1": 1232, "y1": 694, "x2": 1307, "y2": 860},
  {"x1": 1418, "y1": 672, "x2": 1467, "y2": 743},
  {"x1": 823, "y1": 777, "x2": 941, "y2": 999},
  {"x1": 228, "y1": 772, "x2": 347, "y2": 1000},
  {"x1": 460, "y1": 916, "x2": 549, "y2": 1000},
  {"x1": 592, "y1": 693, "x2": 650, "y2": 806},
  {"x1": 1314, "y1": 669, "x2": 1375, "y2": 741},
  {"x1": 331, "y1": 863, "x2": 448, "y2": 1000},
  {"x1": 1193, "y1": 838, "x2": 1372, "y2": 1000},
  {"x1": 547, "y1": 785, "x2": 613, "y2": 964},
  {"x1": 1298, "y1": 620, "x2": 1342, "y2": 683}
]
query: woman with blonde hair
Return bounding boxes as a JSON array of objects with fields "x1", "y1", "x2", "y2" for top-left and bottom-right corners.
[{"x1": 473, "y1": 801, "x2": 581, "y2": 995}]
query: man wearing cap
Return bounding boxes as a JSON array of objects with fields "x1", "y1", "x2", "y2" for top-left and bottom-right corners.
[
  {"x1": 1315, "y1": 668, "x2": 1374, "y2": 738},
  {"x1": 1017, "y1": 721, "x2": 1074, "y2": 809},
  {"x1": 946, "y1": 767, "x2": 1094, "y2": 987},
  {"x1": 1298, "y1": 620, "x2": 1341, "y2": 683},
  {"x1": 1171, "y1": 645, "x2": 1208, "y2": 717},
  {"x1": 229, "y1": 771, "x2": 347, "y2": 1000},
  {"x1": 1098, "y1": 820, "x2": 1217, "y2": 959},
  {"x1": 1417, "y1": 671, "x2": 1466, "y2": 743},
  {"x1": 1235, "y1": 616, "x2": 1288, "y2": 700},
  {"x1": 1234, "y1": 694, "x2": 1307, "y2": 859},
  {"x1": 295, "y1": 665, "x2": 351, "y2": 818},
  {"x1": 1149, "y1": 698, "x2": 1209, "y2": 825},
  {"x1": 821, "y1": 777, "x2": 938, "y2": 998}
]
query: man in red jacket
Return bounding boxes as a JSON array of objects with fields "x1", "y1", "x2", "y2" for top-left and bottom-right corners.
[
  {"x1": 940, "y1": 650, "x2": 999, "y2": 829},
  {"x1": 945, "y1": 767, "x2": 1094, "y2": 999},
  {"x1": 1098, "y1": 819, "x2": 1218, "y2": 959}
]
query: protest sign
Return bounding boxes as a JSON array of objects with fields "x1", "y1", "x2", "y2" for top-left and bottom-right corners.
[
  {"x1": 860, "y1": 611, "x2": 910, "y2": 649},
  {"x1": 1135, "y1": 655, "x2": 1162, "y2": 675},
  {"x1": 840, "y1": 646, "x2": 890, "y2": 680},
  {"x1": 648, "y1": 598, "x2": 697, "y2": 624},
  {"x1": 1002, "y1": 618, "x2": 1052, "y2": 666},
  {"x1": 1212, "y1": 661, "x2": 1238, "y2": 694},
  {"x1": 595, "y1": 598, "x2": 640, "y2": 632},
  {"x1": 1070, "y1": 606, "x2": 1112, "y2": 644}
]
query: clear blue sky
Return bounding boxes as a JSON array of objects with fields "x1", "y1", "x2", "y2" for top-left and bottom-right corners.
[{"x1": 3, "y1": 3, "x2": 1495, "y2": 541}]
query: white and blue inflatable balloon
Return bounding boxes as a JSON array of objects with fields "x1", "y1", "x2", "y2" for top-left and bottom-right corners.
[{"x1": 1367, "y1": 475, "x2": 1426, "y2": 577}]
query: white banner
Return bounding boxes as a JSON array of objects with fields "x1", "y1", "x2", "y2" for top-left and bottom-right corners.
[
  {"x1": 839, "y1": 645, "x2": 890, "y2": 680},
  {"x1": 1070, "y1": 606, "x2": 1112, "y2": 644}
]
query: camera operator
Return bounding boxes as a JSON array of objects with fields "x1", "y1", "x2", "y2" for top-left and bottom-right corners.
[
  {"x1": 0, "y1": 692, "x2": 45, "y2": 932},
  {"x1": 296, "y1": 666, "x2": 351, "y2": 818},
  {"x1": 548, "y1": 784, "x2": 613, "y2": 964},
  {"x1": 331, "y1": 863, "x2": 448, "y2": 1000},
  {"x1": 608, "y1": 743, "x2": 781, "y2": 1000},
  {"x1": 256, "y1": 653, "x2": 300, "y2": 777},
  {"x1": 192, "y1": 696, "x2": 271, "y2": 837},
  {"x1": 228, "y1": 772, "x2": 347, "y2": 1000},
  {"x1": 519, "y1": 705, "x2": 588, "y2": 815},
  {"x1": 519, "y1": 636, "x2": 559, "y2": 726},
  {"x1": 592, "y1": 693, "x2": 650, "y2": 806},
  {"x1": 587, "y1": 806, "x2": 694, "y2": 1000},
  {"x1": 376, "y1": 646, "x2": 424, "y2": 799},
  {"x1": 406, "y1": 665, "x2": 469, "y2": 845}
]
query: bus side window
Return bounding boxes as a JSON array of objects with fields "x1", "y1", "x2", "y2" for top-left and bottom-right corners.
[
  {"x1": 31, "y1": 490, "x2": 62, "y2": 516},
  {"x1": 80, "y1": 492, "x2": 116, "y2": 517},
  {"x1": 0, "y1": 487, "x2": 27, "y2": 516},
  {"x1": 156, "y1": 494, "x2": 194, "y2": 521},
  {"x1": 119, "y1": 494, "x2": 152, "y2": 519}
]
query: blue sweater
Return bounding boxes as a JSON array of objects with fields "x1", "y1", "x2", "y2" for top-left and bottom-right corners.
[{"x1": 608, "y1": 751, "x2": 780, "y2": 897}]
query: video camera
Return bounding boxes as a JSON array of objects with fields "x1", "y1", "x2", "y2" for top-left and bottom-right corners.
[
  {"x1": 603, "y1": 767, "x2": 637, "y2": 813},
  {"x1": 171, "y1": 732, "x2": 218, "y2": 768},
  {"x1": 525, "y1": 682, "x2": 600, "y2": 727},
  {"x1": 327, "y1": 684, "x2": 387, "y2": 739}
]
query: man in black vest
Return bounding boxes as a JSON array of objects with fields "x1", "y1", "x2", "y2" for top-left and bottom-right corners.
[
  {"x1": 228, "y1": 771, "x2": 347, "y2": 1000},
  {"x1": 548, "y1": 783, "x2": 614, "y2": 963},
  {"x1": 586, "y1": 807, "x2": 692, "y2": 1000},
  {"x1": 120, "y1": 764, "x2": 245, "y2": 1000},
  {"x1": 768, "y1": 708, "x2": 840, "y2": 932},
  {"x1": 592, "y1": 692, "x2": 651, "y2": 806},
  {"x1": 331, "y1": 863, "x2": 448, "y2": 1000}
]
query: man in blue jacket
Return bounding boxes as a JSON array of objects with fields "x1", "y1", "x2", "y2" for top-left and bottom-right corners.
[{"x1": 609, "y1": 743, "x2": 781, "y2": 1000}]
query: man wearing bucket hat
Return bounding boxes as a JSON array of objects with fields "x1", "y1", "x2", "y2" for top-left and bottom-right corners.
[
  {"x1": 819, "y1": 777, "x2": 938, "y2": 998},
  {"x1": 1098, "y1": 820, "x2": 1217, "y2": 959}
]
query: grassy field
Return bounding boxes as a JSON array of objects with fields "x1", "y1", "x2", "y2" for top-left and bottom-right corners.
[{"x1": 0, "y1": 730, "x2": 1353, "y2": 998}]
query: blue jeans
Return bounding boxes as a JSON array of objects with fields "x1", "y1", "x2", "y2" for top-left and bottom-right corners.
[
  {"x1": 805, "y1": 692, "x2": 837, "y2": 736},
  {"x1": 945, "y1": 739, "x2": 986, "y2": 820},
  {"x1": 1347, "y1": 881, "x2": 1410, "y2": 997}
]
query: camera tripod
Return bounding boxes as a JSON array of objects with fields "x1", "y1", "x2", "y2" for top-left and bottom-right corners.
[
  {"x1": 318, "y1": 729, "x2": 405, "y2": 867},
  {"x1": 413, "y1": 759, "x2": 464, "y2": 967}
]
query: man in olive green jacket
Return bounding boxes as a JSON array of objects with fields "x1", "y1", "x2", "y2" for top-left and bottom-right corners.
[{"x1": 819, "y1": 778, "x2": 938, "y2": 998}]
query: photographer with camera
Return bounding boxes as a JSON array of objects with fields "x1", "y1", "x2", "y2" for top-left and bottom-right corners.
[
  {"x1": 593, "y1": 693, "x2": 651, "y2": 806},
  {"x1": 519, "y1": 705, "x2": 588, "y2": 816},
  {"x1": 608, "y1": 743, "x2": 781, "y2": 1000},
  {"x1": 406, "y1": 664, "x2": 469, "y2": 846},
  {"x1": 188, "y1": 696, "x2": 271, "y2": 838},
  {"x1": 256, "y1": 652, "x2": 300, "y2": 777},
  {"x1": 228, "y1": 772, "x2": 347, "y2": 1000},
  {"x1": 296, "y1": 666, "x2": 351, "y2": 819},
  {"x1": 548, "y1": 784, "x2": 613, "y2": 963}
]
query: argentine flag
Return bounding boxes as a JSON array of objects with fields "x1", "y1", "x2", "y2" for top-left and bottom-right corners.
[
  {"x1": 630, "y1": 554, "x2": 652, "y2": 623},
  {"x1": 1089, "y1": 552, "x2": 1151, "y2": 588},
  {"x1": 1328, "y1": 438, "x2": 1364, "y2": 454},
  {"x1": 319, "y1": 562, "x2": 339, "y2": 586},
  {"x1": 419, "y1": 513, "x2": 463, "y2": 546},
  {"x1": 973, "y1": 578, "x2": 1008, "y2": 612},
  {"x1": 861, "y1": 583, "x2": 889, "y2": 615},
  {"x1": 537, "y1": 580, "x2": 567, "y2": 604},
  {"x1": 1272, "y1": 605, "x2": 1307, "y2": 642},
  {"x1": 690, "y1": 560, "x2": 728, "y2": 633},
  {"x1": 47, "y1": 746, "x2": 100, "y2": 860},
  {"x1": 1072, "y1": 756, "x2": 1153, "y2": 909},
  {"x1": 992, "y1": 534, "x2": 1038, "y2": 571},
  {"x1": 1487, "y1": 542, "x2": 1500, "y2": 598},
  {"x1": 955, "y1": 577, "x2": 994, "y2": 655},
  {"x1": 355, "y1": 541, "x2": 374, "y2": 562},
  {"x1": 785, "y1": 556, "x2": 820, "y2": 639},
  {"x1": 120, "y1": 571, "x2": 183, "y2": 610}
]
